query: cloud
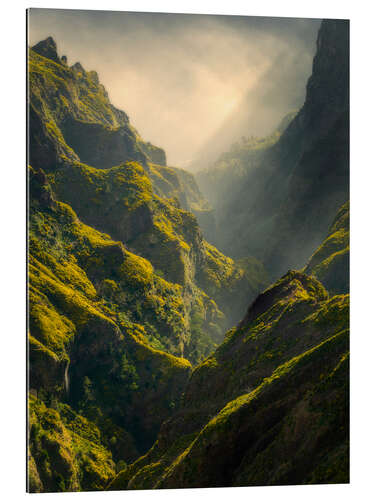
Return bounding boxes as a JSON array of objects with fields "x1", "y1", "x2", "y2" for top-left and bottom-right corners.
[{"x1": 28, "y1": 9, "x2": 320, "y2": 167}]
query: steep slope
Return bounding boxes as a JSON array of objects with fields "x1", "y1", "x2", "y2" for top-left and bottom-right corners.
[
  {"x1": 28, "y1": 166, "x2": 192, "y2": 491},
  {"x1": 27, "y1": 38, "x2": 269, "y2": 492},
  {"x1": 28, "y1": 39, "x2": 265, "y2": 345},
  {"x1": 110, "y1": 269, "x2": 349, "y2": 489},
  {"x1": 28, "y1": 32, "x2": 348, "y2": 493},
  {"x1": 28, "y1": 394, "x2": 116, "y2": 492},
  {"x1": 304, "y1": 201, "x2": 349, "y2": 294},
  {"x1": 196, "y1": 111, "x2": 297, "y2": 211},
  {"x1": 196, "y1": 19, "x2": 349, "y2": 278},
  {"x1": 110, "y1": 203, "x2": 350, "y2": 489},
  {"x1": 30, "y1": 36, "x2": 153, "y2": 170}
]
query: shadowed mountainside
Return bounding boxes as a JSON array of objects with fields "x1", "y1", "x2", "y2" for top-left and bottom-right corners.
[
  {"x1": 304, "y1": 201, "x2": 349, "y2": 295},
  {"x1": 109, "y1": 202, "x2": 349, "y2": 489},
  {"x1": 197, "y1": 19, "x2": 349, "y2": 279}
]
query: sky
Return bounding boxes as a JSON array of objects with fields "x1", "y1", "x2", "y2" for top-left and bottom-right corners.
[{"x1": 28, "y1": 9, "x2": 321, "y2": 168}]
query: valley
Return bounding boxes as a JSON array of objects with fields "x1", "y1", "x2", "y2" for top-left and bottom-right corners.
[{"x1": 27, "y1": 18, "x2": 349, "y2": 492}]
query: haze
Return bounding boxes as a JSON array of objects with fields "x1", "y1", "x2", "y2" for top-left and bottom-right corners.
[{"x1": 28, "y1": 9, "x2": 320, "y2": 168}]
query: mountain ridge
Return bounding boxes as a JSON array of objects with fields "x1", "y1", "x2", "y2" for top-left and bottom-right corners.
[
  {"x1": 27, "y1": 37, "x2": 270, "y2": 492},
  {"x1": 196, "y1": 19, "x2": 349, "y2": 279},
  {"x1": 27, "y1": 23, "x2": 349, "y2": 493}
]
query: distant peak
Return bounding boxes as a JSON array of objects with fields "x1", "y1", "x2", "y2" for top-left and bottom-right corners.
[
  {"x1": 45, "y1": 36, "x2": 56, "y2": 45},
  {"x1": 32, "y1": 36, "x2": 60, "y2": 64}
]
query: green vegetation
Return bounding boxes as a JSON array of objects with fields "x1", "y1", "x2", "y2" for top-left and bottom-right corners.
[
  {"x1": 111, "y1": 270, "x2": 348, "y2": 489},
  {"x1": 304, "y1": 202, "x2": 349, "y2": 294},
  {"x1": 29, "y1": 41, "x2": 261, "y2": 358},
  {"x1": 28, "y1": 32, "x2": 349, "y2": 493},
  {"x1": 29, "y1": 394, "x2": 115, "y2": 492},
  {"x1": 28, "y1": 166, "x2": 195, "y2": 489},
  {"x1": 28, "y1": 39, "x2": 264, "y2": 492},
  {"x1": 196, "y1": 111, "x2": 297, "y2": 212}
]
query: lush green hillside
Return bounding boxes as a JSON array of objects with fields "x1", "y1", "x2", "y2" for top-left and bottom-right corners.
[
  {"x1": 110, "y1": 269, "x2": 349, "y2": 489},
  {"x1": 196, "y1": 20, "x2": 349, "y2": 279},
  {"x1": 110, "y1": 201, "x2": 349, "y2": 490},
  {"x1": 28, "y1": 39, "x2": 265, "y2": 339},
  {"x1": 29, "y1": 166, "x2": 193, "y2": 490},
  {"x1": 27, "y1": 37, "x2": 269, "y2": 492}
]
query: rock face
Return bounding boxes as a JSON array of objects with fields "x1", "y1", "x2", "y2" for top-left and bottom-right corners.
[
  {"x1": 28, "y1": 38, "x2": 269, "y2": 492},
  {"x1": 139, "y1": 141, "x2": 167, "y2": 166},
  {"x1": 196, "y1": 19, "x2": 349, "y2": 279},
  {"x1": 31, "y1": 36, "x2": 61, "y2": 64}
]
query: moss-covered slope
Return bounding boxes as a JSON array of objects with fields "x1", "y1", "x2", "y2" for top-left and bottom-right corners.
[
  {"x1": 28, "y1": 395, "x2": 116, "y2": 492},
  {"x1": 304, "y1": 201, "x2": 349, "y2": 294},
  {"x1": 28, "y1": 166, "x2": 194, "y2": 491},
  {"x1": 28, "y1": 35, "x2": 348, "y2": 493},
  {"x1": 27, "y1": 38, "x2": 269, "y2": 492},
  {"x1": 29, "y1": 38, "x2": 150, "y2": 170},
  {"x1": 110, "y1": 270, "x2": 349, "y2": 489},
  {"x1": 28, "y1": 38, "x2": 264, "y2": 352}
]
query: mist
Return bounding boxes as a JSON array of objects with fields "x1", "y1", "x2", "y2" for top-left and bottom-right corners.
[{"x1": 28, "y1": 9, "x2": 320, "y2": 168}]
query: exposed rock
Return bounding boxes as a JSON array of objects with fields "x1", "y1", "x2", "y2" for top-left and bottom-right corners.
[
  {"x1": 139, "y1": 141, "x2": 167, "y2": 166},
  {"x1": 31, "y1": 36, "x2": 61, "y2": 64}
]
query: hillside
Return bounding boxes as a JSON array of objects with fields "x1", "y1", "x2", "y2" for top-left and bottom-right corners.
[
  {"x1": 27, "y1": 38, "x2": 268, "y2": 492},
  {"x1": 304, "y1": 202, "x2": 349, "y2": 294},
  {"x1": 197, "y1": 110, "x2": 297, "y2": 211},
  {"x1": 196, "y1": 20, "x2": 349, "y2": 279},
  {"x1": 110, "y1": 204, "x2": 350, "y2": 489}
]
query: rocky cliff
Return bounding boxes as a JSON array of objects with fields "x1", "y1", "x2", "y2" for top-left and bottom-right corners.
[{"x1": 196, "y1": 19, "x2": 349, "y2": 279}]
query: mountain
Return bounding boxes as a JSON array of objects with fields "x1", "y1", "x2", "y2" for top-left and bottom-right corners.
[
  {"x1": 27, "y1": 37, "x2": 269, "y2": 492},
  {"x1": 109, "y1": 204, "x2": 349, "y2": 489},
  {"x1": 196, "y1": 110, "x2": 297, "y2": 212},
  {"x1": 28, "y1": 164, "x2": 193, "y2": 491},
  {"x1": 196, "y1": 20, "x2": 349, "y2": 279},
  {"x1": 28, "y1": 21, "x2": 349, "y2": 493},
  {"x1": 187, "y1": 18, "x2": 320, "y2": 173}
]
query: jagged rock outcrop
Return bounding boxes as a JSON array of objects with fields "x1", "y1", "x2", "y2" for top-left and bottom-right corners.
[
  {"x1": 28, "y1": 38, "x2": 266, "y2": 352},
  {"x1": 109, "y1": 202, "x2": 350, "y2": 490},
  {"x1": 31, "y1": 36, "x2": 61, "y2": 64}
]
